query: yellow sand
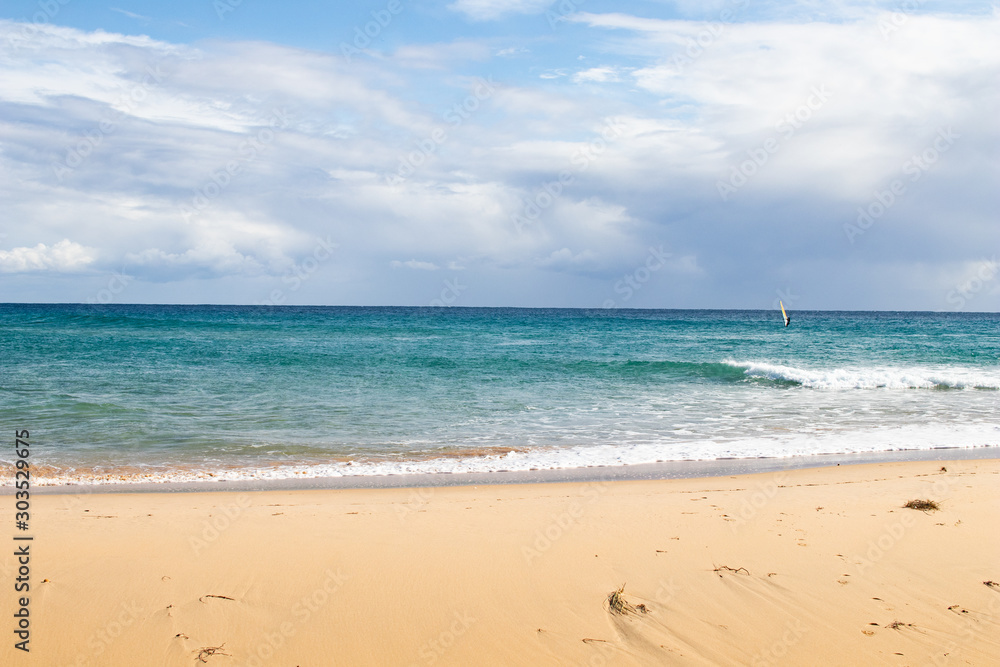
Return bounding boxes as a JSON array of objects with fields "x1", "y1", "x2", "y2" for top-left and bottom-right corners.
[{"x1": 2, "y1": 458, "x2": 999, "y2": 666}]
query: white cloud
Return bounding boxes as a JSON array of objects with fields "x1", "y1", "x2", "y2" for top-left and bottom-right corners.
[
  {"x1": 496, "y1": 46, "x2": 529, "y2": 57},
  {"x1": 110, "y1": 7, "x2": 150, "y2": 21},
  {"x1": 535, "y1": 247, "x2": 600, "y2": 272},
  {"x1": 391, "y1": 260, "x2": 440, "y2": 270},
  {"x1": 0, "y1": 240, "x2": 96, "y2": 273},
  {"x1": 121, "y1": 214, "x2": 313, "y2": 280},
  {"x1": 448, "y1": 0, "x2": 553, "y2": 21},
  {"x1": 664, "y1": 254, "x2": 703, "y2": 275},
  {"x1": 573, "y1": 11, "x2": 1000, "y2": 199},
  {"x1": 570, "y1": 13, "x2": 689, "y2": 36},
  {"x1": 126, "y1": 245, "x2": 265, "y2": 278},
  {"x1": 391, "y1": 41, "x2": 492, "y2": 69},
  {"x1": 0, "y1": 10, "x2": 996, "y2": 308},
  {"x1": 573, "y1": 66, "x2": 621, "y2": 83}
]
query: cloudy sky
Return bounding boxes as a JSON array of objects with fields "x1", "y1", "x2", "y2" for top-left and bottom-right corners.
[{"x1": 1, "y1": 0, "x2": 997, "y2": 309}]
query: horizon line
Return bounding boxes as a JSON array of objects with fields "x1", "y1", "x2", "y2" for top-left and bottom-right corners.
[{"x1": 2, "y1": 303, "x2": 997, "y2": 315}]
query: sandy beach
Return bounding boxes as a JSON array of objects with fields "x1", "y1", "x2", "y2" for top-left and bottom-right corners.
[{"x1": 3, "y1": 457, "x2": 999, "y2": 666}]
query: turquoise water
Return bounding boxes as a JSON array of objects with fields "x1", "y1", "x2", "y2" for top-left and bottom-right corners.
[{"x1": 1, "y1": 305, "x2": 998, "y2": 484}]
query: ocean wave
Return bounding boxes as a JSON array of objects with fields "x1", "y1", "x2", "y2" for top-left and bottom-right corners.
[
  {"x1": 14, "y1": 423, "x2": 1000, "y2": 486},
  {"x1": 724, "y1": 360, "x2": 1000, "y2": 390},
  {"x1": 612, "y1": 360, "x2": 749, "y2": 381}
]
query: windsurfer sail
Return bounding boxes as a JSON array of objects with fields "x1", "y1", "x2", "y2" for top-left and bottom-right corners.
[{"x1": 780, "y1": 301, "x2": 790, "y2": 327}]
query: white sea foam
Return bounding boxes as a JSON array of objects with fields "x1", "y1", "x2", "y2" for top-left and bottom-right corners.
[
  {"x1": 28, "y1": 422, "x2": 1000, "y2": 485},
  {"x1": 724, "y1": 360, "x2": 1000, "y2": 389}
]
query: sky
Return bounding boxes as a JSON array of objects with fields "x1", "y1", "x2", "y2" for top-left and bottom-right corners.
[{"x1": 0, "y1": 0, "x2": 997, "y2": 310}]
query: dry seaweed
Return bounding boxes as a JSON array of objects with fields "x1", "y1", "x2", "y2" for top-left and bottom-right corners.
[{"x1": 903, "y1": 499, "x2": 939, "y2": 512}]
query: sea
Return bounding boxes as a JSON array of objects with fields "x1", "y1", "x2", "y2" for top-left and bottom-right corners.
[{"x1": 1, "y1": 304, "x2": 998, "y2": 486}]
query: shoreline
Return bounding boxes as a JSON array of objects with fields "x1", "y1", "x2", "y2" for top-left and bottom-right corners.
[
  {"x1": 15, "y1": 444, "x2": 1000, "y2": 495},
  {"x1": 3, "y1": 456, "x2": 998, "y2": 665}
]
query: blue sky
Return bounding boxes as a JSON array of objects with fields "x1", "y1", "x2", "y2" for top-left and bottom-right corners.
[{"x1": 1, "y1": 0, "x2": 997, "y2": 309}]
